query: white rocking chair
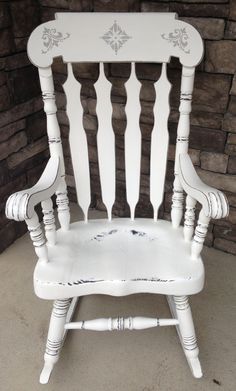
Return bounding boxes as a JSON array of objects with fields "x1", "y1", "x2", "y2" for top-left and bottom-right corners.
[{"x1": 6, "y1": 12, "x2": 229, "y2": 384}]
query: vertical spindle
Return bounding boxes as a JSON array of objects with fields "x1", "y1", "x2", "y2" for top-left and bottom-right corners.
[
  {"x1": 171, "y1": 66, "x2": 195, "y2": 228},
  {"x1": 184, "y1": 195, "x2": 197, "y2": 242},
  {"x1": 39, "y1": 67, "x2": 70, "y2": 230},
  {"x1": 41, "y1": 198, "x2": 56, "y2": 245},
  {"x1": 26, "y1": 212, "x2": 48, "y2": 262},
  {"x1": 191, "y1": 209, "x2": 210, "y2": 260}
]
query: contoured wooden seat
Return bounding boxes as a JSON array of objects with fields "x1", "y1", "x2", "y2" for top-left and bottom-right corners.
[
  {"x1": 34, "y1": 218, "x2": 204, "y2": 299},
  {"x1": 6, "y1": 12, "x2": 228, "y2": 385}
]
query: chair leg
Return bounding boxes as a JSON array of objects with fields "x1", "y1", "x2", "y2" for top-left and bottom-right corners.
[
  {"x1": 167, "y1": 295, "x2": 202, "y2": 378},
  {"x1": 40, "y1": 297, "x2": 78, "y2": 384}
]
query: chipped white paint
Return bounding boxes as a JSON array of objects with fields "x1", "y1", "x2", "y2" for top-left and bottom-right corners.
[
  {"x1": 184, "y1": 195, "x2": 196, "y2": 242},
  {"x1": 179, "y1": 153, "x2": 229, "y2": 220},
  {"x1": 167, "y1": 295, "x2": 202, "y2": 378},
  {"x1": 40, "y1": 297, "x2": 78, "y2": 384},
  {"x1": 124, "y1": 62, "x2": 142, "y2": 220},
  {"x1": 39, "y1": 66, "x2": 70, "y2": 229},
  {"x1": 5, "y1": 11, "x2": 230, "y2": 386},
  {"x1": 34, "y1": 218, "x2": 205, "y2": 299},
  {"x1": 65, "y1": 316, "x2": 179, "y2": 331},
  {"x1": 5, "y1": 156, "x2": 61, "y2": 222},
  {"x1": 42, "y1": 198, "x2": 56, "y2": 245},
  {"x1": 191, "y1": 209, "x2": 210, "y2": 260},
  {"x1": 171, "y1": 66, "x2": 195, "y2": 228},
  {"x1": 26, "y1": 212, "x2": 48, "y2": 263}
]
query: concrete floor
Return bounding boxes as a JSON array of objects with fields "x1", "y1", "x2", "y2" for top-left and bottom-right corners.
[{"x1": 0, "y1": 205, "x2": 236, "y2": 391}]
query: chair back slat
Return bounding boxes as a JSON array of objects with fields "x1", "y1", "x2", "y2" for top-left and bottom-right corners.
[
  {"x1": 150, "y1": 63, "x2": 171, "y2": 220},
  {"x1": 63, "y1": 63, "x2": 91, "y2": 221},
  {"x1": 124, "y1": 62, "x2": 142, "y2": 220},
  {"x1": 94, "y1": 63, "x2": 115, "y2": 221}
]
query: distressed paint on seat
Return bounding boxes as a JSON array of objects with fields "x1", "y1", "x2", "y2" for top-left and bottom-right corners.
[
  {"x1": 5, "y1": 12, "x2": 229, "y2": 385},
  {"x1": 34, "y1": 218, "x2": 204, "y2": 299}
]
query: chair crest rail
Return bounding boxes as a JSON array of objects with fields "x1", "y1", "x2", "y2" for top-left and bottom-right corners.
[{"x1": 27, "y1": 13, "x2": 203, "y2": 68}]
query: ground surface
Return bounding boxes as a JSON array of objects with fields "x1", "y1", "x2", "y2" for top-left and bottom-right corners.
[{"x1": 0, "y1": 205, "x2": 235, "y2": 391}]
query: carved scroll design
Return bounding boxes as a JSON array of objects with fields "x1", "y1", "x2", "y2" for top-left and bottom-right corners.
[
  {"x1": 161, "y1": 28, "x2": 190, "y2": 54},
  {"x1": 41, "y1": 27, "x2": 70, "y2": 54}
]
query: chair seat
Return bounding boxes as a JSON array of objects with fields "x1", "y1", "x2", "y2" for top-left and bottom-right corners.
[{"x1": 34, "y1": 218, "x2": 205, "y2": 299}]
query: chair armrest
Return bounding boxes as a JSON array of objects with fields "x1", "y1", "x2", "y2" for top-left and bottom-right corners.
[
  {"x1": 179, "y1": 153, "x2": 229, "y2": 219},
  {"x1": 6, "y1": 156, "x2": 61, "y2": 221}
]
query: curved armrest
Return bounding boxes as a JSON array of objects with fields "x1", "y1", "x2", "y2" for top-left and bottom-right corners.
[
  {"x1": 6, "y1": 156, "x2": 61, "y2": 221},
  {"x1": 179, "y1": 153, "x2": 229, "y2": 219}
]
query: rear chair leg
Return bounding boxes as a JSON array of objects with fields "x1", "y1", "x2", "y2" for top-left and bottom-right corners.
[
  {"x1": 40, "y1": 297, "x2": 78, "y2": 384},
  {"x1": 167, "y1": 295, "x2": 202, "y2": 378}
]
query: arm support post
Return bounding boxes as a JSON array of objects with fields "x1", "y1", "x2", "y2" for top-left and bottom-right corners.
[
  {"x1": 179, "y1": 153, "x2": 229, "y2": 259},
  {"x1": 171, "y1": 66, "x2": 195, "y2": 228},
  {"x1": 5, "y1": 156, "x2": 61, "y2": 262}
]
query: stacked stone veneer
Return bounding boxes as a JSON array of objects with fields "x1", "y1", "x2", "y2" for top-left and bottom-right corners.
[
  {"x1": 0, "y1": 1, "x2": 49, "y2": 252},
  {"x1": 1, "y1": 0, "x2": 236, "y2": 256}
]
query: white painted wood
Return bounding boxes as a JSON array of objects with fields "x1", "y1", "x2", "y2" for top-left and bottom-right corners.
[
  {"x1": 41, "y1": 198, "x2": 56, "y2": 245},
  {"x1": 179, "y1": 153, "x2": 229, "y2": 219},
  {"x1": 150, "y1": 63, "x2": 171, "y2": 220},
  {"x1": 26, "y1": 212, "x2": 48, "y2": 263},
  {"x1": 5, "y1": 156, "x2": 61, "y2": 221},
  {"x1": 40, "y1": 296, "x2": 78, "y2": 383},
  {"x1": 56, "y1": 185, "x2": 70, "y2": 231},
  {"x1": 63, "y1": 63, "x2": 91, "y2": 221},
  {"x1": 65, "y1": 317, "x2": 179, "y2": 331},
  {"x1": 6, "y1": 12, "x2": 231, "y2": 385},
  {"x1": 184, "y1": 195, "x2": 196, "y2": 242},
  {"x1": 172, "y1": 296, "x2": 202, "y2": 378},
  {"x1": 167, "y1": 295, "x2": 202, "y2": 378},
  {"x1": 95, "y1": 62, "x2": 115, "y2": 220},
  {"x1": 28, "y1": 13, "x2": 203, "y2": 68},
  {"x1": 34, "y1": 218, "x2": 205, "y2": 300},
  {"x1": 191, "y1": 209, "x2": 210, "y2": 260},
  {"x1": 40, "y1": 298, "x2": 72, "y2": 384},
  {"x1": 39, "y1": 66, "x2": 71, "y2": 229},
  {"x1": 124, "y1": 62, "x2": 142, "y2": 220},
  {"x1": 171, "y1": 66, "x2": 195, "y2": 228}
]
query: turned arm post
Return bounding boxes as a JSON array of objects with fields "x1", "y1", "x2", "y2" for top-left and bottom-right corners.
[
  {"x1": 41, "y1": 198, "x2": 56, "y2": 245},
  {"x1": 191, "y1": 209, "x2": 210, "y2": 260},
  {"x1": 39, "y1": 67, "x2": 70, "y2": 231},
  {"x1": 171, "y1": 66, "x2": 195, "y2": 228},
  {"x1": 26, "y1": 212, "x2": 48, "y2": 263},
  {"x1": 183, "y1": 195, "x2": 197, "y2": 242}
]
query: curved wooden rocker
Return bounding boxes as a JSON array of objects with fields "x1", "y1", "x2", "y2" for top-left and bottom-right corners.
[{"x1": 6, "y1": 12, "x2": 228, "y2": 385}]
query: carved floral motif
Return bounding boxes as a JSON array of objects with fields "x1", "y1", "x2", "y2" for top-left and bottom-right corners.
[
  {"x1": 101, "y1": 21, "x2": 132, "y2": 55},
  {"x1": 161, "y1": 28, "x2": 190, "y2": 54},
  {"x1": 41, "y1": 27, "x2": 70, "y2": 54}
]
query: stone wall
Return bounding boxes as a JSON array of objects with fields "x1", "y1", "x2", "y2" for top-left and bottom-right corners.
[
  {"x1": 1, "y1": 0, "x2": 236, "y2": 256},
  {"x1": 0, "y1": 1, "x2": 49, "y2": 252}
]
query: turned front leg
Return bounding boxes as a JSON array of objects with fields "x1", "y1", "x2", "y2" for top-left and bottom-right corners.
[
  {"x1": 40, "y1": 299, "x2": 72, "y2": 384},
  {"x1": 173, "y1": 295, "x2": 202, "y2": 378}
]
